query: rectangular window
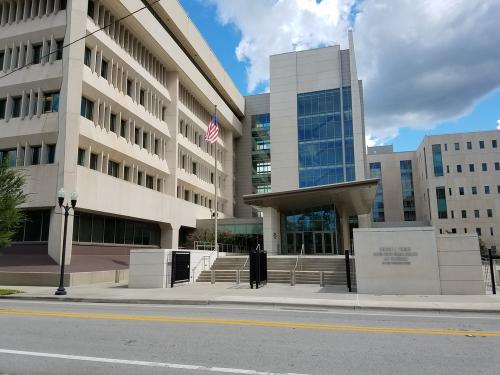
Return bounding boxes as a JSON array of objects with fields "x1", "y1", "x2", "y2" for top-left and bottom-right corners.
[
  {"x1": 0, "y1": 149, "x2": 17, "y2": 167},
  {"x1": 461, "y1": 210, "x2": 467, "y2": 219},
  {"x1": 87, "y1": 0, "x2": 95, "y2": 17},
  {"x1": 495, "y1": 162, "x2": 500, "y2": 171},
  {"x1": 134, "y1": 128, "x2": 140, "y2": 145},
  {"x1": 80, "y1": 97, "x2": 94, "y2": 120},
  {"x1": 11, "y1": 96, "x2": 22, "y2": 118},
  {"x1": 100, "y1": 59, "x2": 108, "y2": 79},
  {"x1": 493, "y1": 140, "x2": 498, "y2": 148},
  {"x1": 472, "y1": 186, "x2": 477, "y2": 195},
  {"x1": 124, "y1": 166, "x2": 130, "y2": 181},
  {"x1": 0, "y1": 99, "x2": 6, "y2": 119},
  {"x1": 162, "y1": 106, "x2": 167, "y2": 121},
  {"x1": 444, "y1": 144, "x2": 448, "y2": 151},
  {"x1": 142, "y1": 132, "x2": 148, "y2": 149},
  {"x1": 448, "y1": 187, "x2": 452, "y2": 196},
  {"x1": 369, "y1": 162, "x2": 384, "y2": 222},
  {"x1": 479, "y1": 140, "x2": 484, "y2": 149},
  {"x1": 192, "y1": 162, "x2": 197, "y2": 176},
  {"x1": 487, "y1": 209, "x2": 493, "y2": 218},
  {"x1": 485, "y1": 186, "x2": 490, "y2": 194},
  {"x1": 139, "y1": 89, "x2": 145, "y2": 106},
  {"x1": 446, "y1": 165, "x2": 450, "y2": 173},
  {"x1": 451, "y1": 210, "x2": 454, "y2": 219},
  {"x1": 400, "y1": 160, "x2": 416, "y2": 221},
  {"x1": 108, "y1": 160, "x2": 119, "y2": 178},
  {"x1": 43, "y1": 91, "x2": 59, "y2": 113},
  {"x1": 146, "y1": 175, "x2": 154, "y2": 189},
  {"x1": 436, "y1": 186, "x2": 448, "y2": 219},
  {"x1": 77, "y1": 148, "x2": 85, "y2": 166},
  {"x1": 126, "y1": 79, "x2": 132, "y2": 97},
  {"x1": 90, "y1": 153, "x2": 98, "y2": 170},
  {"x1": 474, "y1": 210, "x2": 480, "y2": 218},
  {"x1": 431, "y1": 144, "x2": 443, "y2": 177},
  {"x1": 32, "y1": 44, "x2": 42, "y2": 65},
  {"x1": 0, "y1": 51, "x2": 4, "y2": 70},
  {"x1": 469, "y1": 163, "x2": 474, "y2": 172},
  {"x1": 459, "y1": 187, "x2": 464, "y2": 195},
  {"x1": 498, "y1": 185, "x2": 500, "y2": 194},
  {"x1": 120, "y1": 120, "x2": 127, "y2": 138},
  {"x1": 456, "y1": 164, "x2": 462, "y2": 173},
  {"x1": 47, "y1": 144, "x2": 56, "y2": 164},
  {"x1": 154, "y1": 139, "x2": 159, "y2": 155},
  {"x1": 454, "y1": 142, "x2": 460, "y2": 151},
  {"x1": 110, "y1": 113, "x2": 116, "y2": 132},
  {"x1": 466, "y1": 141, "x2": 472, "y2": 150},
  {"x1": 137, "y1": 171, "x2": 143, "y2": 185},
  {"x1": 482, "y1": 163, "x2": 487, "y2": 172},
  {"x1": 476, "y1": 228, "x2": 481, "y2": 236},
  {"x1": 451, "y1": 228, "x2": 457, "y2": 234},
  {"x1": 31, "y1": 146, "x2": 41, "y2": 165},
  {"x1": 491, "y1": 227, "x2": 494, "y2": 236},
  {"x1": 56, "y1": 40, "x2": 64, "y2": 60},
  {"x1": 84, "y1": 47, "x2": 92, "y2": 67}
]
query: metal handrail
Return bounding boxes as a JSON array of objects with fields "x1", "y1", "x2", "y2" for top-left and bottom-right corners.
[
  {"x1": 293, "y1": 244, "x2": 305, "y2": 271},
  {"x1": 191, "y1": 246, "x2": 220, "y2": 282}
]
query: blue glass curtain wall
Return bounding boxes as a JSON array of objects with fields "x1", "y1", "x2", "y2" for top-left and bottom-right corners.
[
  {"x1": 297, "y1": 87, "x2": 355, "y2": 187},
  {"x1": 400, "y1": 160, "x2": 416, "y2": 221},
  {"x1": 369, "y1": 162, "x2": 385, "y2": 222}
]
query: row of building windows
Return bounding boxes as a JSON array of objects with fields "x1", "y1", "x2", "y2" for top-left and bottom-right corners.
[
  {"x1": 80, "y1": 96, "x2": 168, "y2": 161},
  {"x1": 0, "y1": 37, "x2": 63, "y2": 72},
  {"x1": 77, "y1": 147, "x2": 165, "y2": 193},
  {"x1": 178, "y1": 147, "x2": 221, "y2": 188},
  {"x1": 1, "y1": 144, "x2": 55, "y2": 166},
  {"x1": 0, "y1": 91, "x2": 59, "y2": 120},
  {"x1": 83, "y1": 45, "x2": 168, "y2": 123},
  {"x1": 451, "y1": 185, "x2": 500, "y2": 196},
  {"x1": 0, "y1": 0, "x2": 66, "y2": 26},
  {"x1": 439, "y1": 227, "x2": 495, "y2": 237},
  {"x1": 12, "y1": 209, "x2": 50, "y2": 242},
  {"x1": 72, "y1": 211, "x2": 160, "y2": 246},
  {"x1": 87, "y1": 0, "x2": 170, "y2": 93},
  {"x1": 178, "y1": 116, "x2": 223, "y2": 162},
  {"x1": 445, "y1": 139, "x2": 498, "y2": 152},
  {"x1": 176, "y1": 184, "x2": 220, "y2": 211},
  {"x1": 449, "y1": 209, "x2": 494, "y2": 219}
]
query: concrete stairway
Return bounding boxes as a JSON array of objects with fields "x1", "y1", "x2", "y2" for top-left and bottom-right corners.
[{"x1": 196, "y1": 255, "x2": 356, "y2": 287}]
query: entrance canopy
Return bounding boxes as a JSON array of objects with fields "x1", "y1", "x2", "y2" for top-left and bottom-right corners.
[{"x1": 243, "y1": 179, "x2": 379, "y2": 215}]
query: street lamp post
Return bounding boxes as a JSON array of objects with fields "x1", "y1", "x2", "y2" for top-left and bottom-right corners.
[{"x1": 55, "y1": 188, "x2": 78, "y2": 296}]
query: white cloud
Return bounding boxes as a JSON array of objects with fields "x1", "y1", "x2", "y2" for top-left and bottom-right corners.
[
  {"x1": 204, "y1": 0, "x2": 353, "y2": 92},
  {"x1": 497, "y1": 120, "x2": 500, "y2": 130},
  {"x1": 203, "y1": 0, "x2": 500, "y2": 142}
]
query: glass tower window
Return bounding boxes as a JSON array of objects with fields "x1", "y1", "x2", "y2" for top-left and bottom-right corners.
[
  {"x1": 369, "y1": 162, "x2": 384, "y2": 222},
  {"x1": 251, "y1": 113, "x2": 271, "y2": 199},
  {"x1": 297, "y1": 87, "x2": 354, "y2": 187},
  {"x1": 400, "y1": 160, "x2": 416, "y2": 221},
  {"x1": 431, "y1": 144, "x2": 443, "y2": 176},
  {"x1": 436, "y1": 186, "x2": 448, "y2": 219}
]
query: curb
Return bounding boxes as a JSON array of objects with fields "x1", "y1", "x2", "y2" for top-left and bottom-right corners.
[{"x1": 2, "y1": 294, "x2": 500, "y2": 314}]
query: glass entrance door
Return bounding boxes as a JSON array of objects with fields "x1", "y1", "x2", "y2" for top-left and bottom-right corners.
[{"x1": 314, "y1": 232, "x2": 324, "y2": 254}]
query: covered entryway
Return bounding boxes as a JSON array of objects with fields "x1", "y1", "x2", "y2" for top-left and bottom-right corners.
[{"x1": 243, "y1": 179, "x2": 379, "y2": 255}]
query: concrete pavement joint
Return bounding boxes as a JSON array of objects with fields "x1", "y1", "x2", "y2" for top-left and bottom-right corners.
[{"x1": 1, "y1": 294, "x2": 500, "y2": 314}]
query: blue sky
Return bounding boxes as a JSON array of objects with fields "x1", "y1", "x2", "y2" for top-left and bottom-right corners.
[{"x1": 179, "y1": 0, "x2": 500, "y2": 152}]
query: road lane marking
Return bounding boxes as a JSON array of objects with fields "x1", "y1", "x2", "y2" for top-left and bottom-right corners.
[
  {"x1": 1, "y1": 309, "x2": 499, "y2": 337},
  {"x1": 0, "y1": 349, "x2": 308, "y2": 375},
  {"x1": 2, "y1": 299, "x2": 500, "y2": 320}
]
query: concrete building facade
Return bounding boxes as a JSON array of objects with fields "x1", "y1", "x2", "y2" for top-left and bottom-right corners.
[
  {"x1": 0, "y1": 0, "x2": 243, "y2": 265},
  {"x1": 367, "y1": 130, "x2": 500, "y2": 250}
]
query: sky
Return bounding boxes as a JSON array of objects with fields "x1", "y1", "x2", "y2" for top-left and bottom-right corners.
[{"x1": 178, "y1": 0, "x2": 500, "y2": 152}]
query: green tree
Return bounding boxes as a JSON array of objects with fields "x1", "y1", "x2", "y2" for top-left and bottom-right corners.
[{"x1": 0, "y1": 161, "x2": 26, "y2": 249}]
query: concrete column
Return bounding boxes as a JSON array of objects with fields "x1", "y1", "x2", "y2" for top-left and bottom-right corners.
[
  {"x1": 341, "y1": 212, "x2": 351, "y2": 253},
  {"x1": 263, "y1": 207, "x2": 281, "y2": 255},
  {"x1": 161, "y1": 224, "x2": 179, "y2": 249}
]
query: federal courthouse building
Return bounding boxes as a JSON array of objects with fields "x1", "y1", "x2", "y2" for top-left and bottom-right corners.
[{"x1": 0, "y1": 0, "x2": 499, "y2": 268}]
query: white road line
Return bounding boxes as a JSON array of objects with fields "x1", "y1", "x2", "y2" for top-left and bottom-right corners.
[
  {"x1": 0, "y1": 349, "x2": 308, "y2": 375},
  {"x1": 1, "y1": 299, "x2": 499, "y2": 320}
]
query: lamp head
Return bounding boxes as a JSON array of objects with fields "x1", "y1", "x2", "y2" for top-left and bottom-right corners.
[
  {"x1": 70, "y1": 192, "x2": 78, "y2": 208},
  {"x1": 57, "y1": 188, "x2": 65, "y2": 207}
]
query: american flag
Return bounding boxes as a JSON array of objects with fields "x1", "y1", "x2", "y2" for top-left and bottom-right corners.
[{"x1": 204, "y1": 112, "x2": 219, "y2": 144}]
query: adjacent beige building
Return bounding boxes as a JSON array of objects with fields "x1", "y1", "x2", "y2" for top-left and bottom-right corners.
[{"x1": 367, "y1": 130, "x2": 500, "y2": 250}]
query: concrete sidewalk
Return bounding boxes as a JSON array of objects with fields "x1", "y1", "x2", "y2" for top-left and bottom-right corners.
[{"x1": 1, "y1": 282, "x2": 499, "y2": 313}]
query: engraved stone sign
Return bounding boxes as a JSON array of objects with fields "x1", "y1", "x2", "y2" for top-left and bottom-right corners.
[{"x1": 373, "y1": 246, "x2": 419, "y2": 265}]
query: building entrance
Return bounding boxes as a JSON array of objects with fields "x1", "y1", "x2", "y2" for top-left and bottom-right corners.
[{"x1": 282, "y1": 206, "x2": 340, "y2": 255}]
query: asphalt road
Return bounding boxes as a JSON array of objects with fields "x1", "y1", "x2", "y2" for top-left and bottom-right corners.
[{"x1": 0, "y1": 300, "x2": 500, "y2": 375}]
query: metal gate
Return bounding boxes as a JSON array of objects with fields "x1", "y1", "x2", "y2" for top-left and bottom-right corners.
[
  {"x1": 171, "y1": 251, "x2": 190, "y2": 287},
  {"x1": 481, "y1": 248, "x2": 498, "y2": 294}
]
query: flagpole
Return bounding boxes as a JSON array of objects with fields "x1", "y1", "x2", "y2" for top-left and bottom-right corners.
[{"x1": 214, "y1": 105, "x2": 218, "y2": 258}]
